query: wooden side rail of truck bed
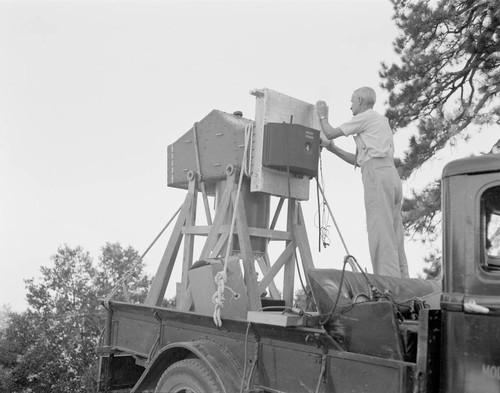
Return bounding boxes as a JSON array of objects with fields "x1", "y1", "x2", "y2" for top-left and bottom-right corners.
[{"x1": 97, "y1": 300, "x2": 436, "y2": 393}]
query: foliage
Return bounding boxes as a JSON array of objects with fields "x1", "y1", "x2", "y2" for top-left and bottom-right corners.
[
  {"x1": 0, "y1": 243, "x2": 151, "y2": 393},
  {"x1": 95, "y1": 242, "x2": 150, "y2": 303},
  {"x1": 381, "y1": 0, "x2": 500, "y2": 277},
  {"x1": 422, "y1": 252, "x2": 442, "y2": 280},
  {"x1": 294, "y1": 288, "x2": 315, "y2": 311},
  {"x1": 401, "y1": 180, "x2": 441, "y2": 238}
]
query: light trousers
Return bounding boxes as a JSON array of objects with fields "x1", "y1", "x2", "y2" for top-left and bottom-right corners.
[{"x1": 361, "y1": 157, "x2": 409, "y2": 278}]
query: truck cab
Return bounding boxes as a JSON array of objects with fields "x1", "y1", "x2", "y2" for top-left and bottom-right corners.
[{"x1": 440, "y1": 152, "x2": 500, "y2": 392}]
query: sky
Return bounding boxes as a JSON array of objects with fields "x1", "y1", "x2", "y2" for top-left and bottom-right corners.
[{"x1": 1, "y1": 0, "x2": 498, "y2": 311}]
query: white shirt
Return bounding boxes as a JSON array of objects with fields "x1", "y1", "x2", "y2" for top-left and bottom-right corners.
[{"x1": 339, "y1": 109, "x2": 395, "y2": 167}]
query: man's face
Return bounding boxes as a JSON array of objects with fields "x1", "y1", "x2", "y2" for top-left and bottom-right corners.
[{"x1": 350, "y1": 93, "x2": 361, "y2": 115}]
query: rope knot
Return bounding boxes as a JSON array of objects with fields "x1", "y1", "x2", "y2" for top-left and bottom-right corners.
[
  {"x1": 212, "y1": 269, "x2": 228, "y2": 327},
  {"x1": 214, "y1": 270, "x2": 227, "y2": 284}
]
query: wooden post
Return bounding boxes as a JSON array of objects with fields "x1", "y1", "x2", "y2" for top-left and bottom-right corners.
[
  {"x1": 294, "y1": 203, "x2": 315, "y2": 272},
  {"x1": 283, "y1": 199, "x2": 297, "y2": 306},
  {"x1": 179, "y1": 175, "x2": 198, "y2": 304},
  {"x1": 233, "y1": 186, "x2": 262, "y2": 311}
]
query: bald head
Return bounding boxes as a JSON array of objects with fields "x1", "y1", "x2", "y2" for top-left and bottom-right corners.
[
  {"x1": 350, "y1": 86, "x2": 376, "y2": 115},
  {"x1": 354, "y1": 87, "x2": 376, "y2": 107}
]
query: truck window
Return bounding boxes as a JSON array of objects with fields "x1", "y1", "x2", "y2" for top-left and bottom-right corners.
[{"x1": 481, "y1": 185, "x2": 500, "y2": 271}]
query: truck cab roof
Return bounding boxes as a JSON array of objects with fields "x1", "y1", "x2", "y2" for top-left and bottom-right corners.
[{"x1": 442, "y1": 153, "x2": 500, "y2": 178}]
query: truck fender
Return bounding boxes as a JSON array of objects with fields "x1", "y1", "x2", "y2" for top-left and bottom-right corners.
[{"x1": 131, "y1": 339, "x2": 242, "y2": 393}]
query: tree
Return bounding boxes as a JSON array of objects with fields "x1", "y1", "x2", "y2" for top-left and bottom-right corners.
[
  {"x1": 23, "y1": 245, "x2": 98, "y2": 392},
  {"x1": 95, "y1": 242, "x2": 150, "y2": 304},
  {"x1": 380, "y1": 0, "x2": 500, "y2": 277},
  {"x1": 0, "y1": 243, "x2": 151, "y2": 392}
]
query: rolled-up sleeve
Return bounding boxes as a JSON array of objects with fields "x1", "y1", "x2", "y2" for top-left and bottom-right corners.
[{"x1": 339, "y1": 115, "x2": 366, "y2": 136}]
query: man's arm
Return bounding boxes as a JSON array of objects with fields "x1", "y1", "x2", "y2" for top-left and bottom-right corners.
[
  {"x1": 316, "y1": 100, "x2": 344, "y2": 140},
  {"x1": 319, "y1": 118, "x2": 344, "y2": 139},
  {"x1": 324, "y1": 140, "x2": 357, "y2": 166},
  {"x1": 316, "y1": 100, "x2": 356, "y2": 166}
]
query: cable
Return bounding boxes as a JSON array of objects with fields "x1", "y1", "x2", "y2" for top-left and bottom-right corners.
[
  {"x1": 314, "y1": 177, "x2": 331, "y2": 249},
  {"x1": 317, "y1": 156, "x2": 331, "y2": 249},
  {"x1": 104, "y1": 206, "x2": 182, "y2": 306},
  {"x1": 319, "y1": 255, "x2": 350, "y2": 325},
  {"x1": 316, "y1": 183, "x2": 359, "y2": 272},
  {"x1": 239, "y1": 322, "x2": 252, "y2": 393}
]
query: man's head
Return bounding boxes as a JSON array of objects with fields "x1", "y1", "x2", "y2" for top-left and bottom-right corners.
[{"x1": 351, "y1": 86, "x2": 376, "y2": 115}]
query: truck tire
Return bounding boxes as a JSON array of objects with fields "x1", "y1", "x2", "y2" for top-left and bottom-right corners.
[{"x1": 155, "y1": 358, "x2": 224, "y2": 393}]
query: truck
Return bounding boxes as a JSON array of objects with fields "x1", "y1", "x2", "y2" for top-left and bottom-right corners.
[{"x1": 97, "y1": 88, "x2": 500, "y2": 393}]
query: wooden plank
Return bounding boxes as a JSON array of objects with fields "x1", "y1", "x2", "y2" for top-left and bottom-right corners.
[
  {"x1": 257, "y1": 243, "x2": 294, "y2": 296},
  {"x1": 145, "y1": 191, "x2": 193, "y2": 306},
  {"x1": 283, "y1": 200, "x2": 296, "y2": 306},
  {"x1": 192, "y1": 122, "x2": 213, "y2": 226},
  {"x1": 249, "y1": 227, "x2": 292, "y2": 241},
  {"x1": 247, "y1": 311, "x2": 301, "y2": 327},
  {"x1": 200, "y1": 182, "x2": 212, "y2": 225},
  {"x1": 257, "y1": 253, "x2": 282, "y2": 299},
  {"x1": 182, "y1": 226, "x2": 210, "y2": 235},
  {"x1": 182, "y1": 225, "x2": 291, "y2": 241},
  {"x1": 292, "y1": 202, "x2": 320, "y2": 308},
  {"x1": 294, "y1": 203, "x2": 315, "y2": 272},
  {"x1": 270, "y1": 197, "x2": 285, "y2": 230},
  {"x1": 179, "y1": 178, "x2": 198, "y2": 303},
  {"x1": 199, "y1": 176, "x2": 233, "y2": 259},
  {"x1": 233, "y1": 189, "x2": 262, "y2": 311},
  {"x1": 209, "y1": 232, "x2": 229, "y2": 259}
]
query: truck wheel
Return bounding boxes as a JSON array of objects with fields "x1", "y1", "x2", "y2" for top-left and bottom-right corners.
[{"x1": 155, "y1": 358, "x2": 224, "y2": 393}]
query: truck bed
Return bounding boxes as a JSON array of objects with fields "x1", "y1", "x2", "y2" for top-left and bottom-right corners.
[{"x1": 98, "y1": 300, "x2": 418, "y2": 393}]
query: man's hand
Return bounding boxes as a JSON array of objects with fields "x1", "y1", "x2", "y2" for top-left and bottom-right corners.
[
  {"x1": 320, "y1": 135, "x2": 330, "y2": 148},
  {"x1": 316, "y1": 101, "x2": 328, "y2": 120}
]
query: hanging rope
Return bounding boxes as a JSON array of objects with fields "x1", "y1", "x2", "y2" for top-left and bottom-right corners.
[
  {"x1": 213, "y1": 122, "x2": 253, "y2": 327},
  {"x1": 103, "y1": 206, "x2": 181, "y2": 309},
  {"x1": 243, "y1": 122, "x2": 254, "y2": 178}
]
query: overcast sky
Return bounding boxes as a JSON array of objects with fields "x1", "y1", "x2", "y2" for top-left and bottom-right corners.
[{"x1": 1, "y1": 0, "x2": 497, "y2": 311}]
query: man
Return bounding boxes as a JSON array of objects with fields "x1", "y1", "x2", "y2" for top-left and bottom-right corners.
[{"x1": 316, "y1": 86, "x2": 409, "y2": 278}]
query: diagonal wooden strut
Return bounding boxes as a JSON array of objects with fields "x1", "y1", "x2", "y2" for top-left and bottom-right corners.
[{"x1": 145, "y1": 174, "x2": 197, "y2": 306}]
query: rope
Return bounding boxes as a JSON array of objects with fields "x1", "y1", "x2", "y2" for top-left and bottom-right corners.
[
  {"x1": 213, "y1": 123, "x2": 253, "y2": 327},
  {"x1": 243, "y1": 122, "x2": 254, "y2": 177},
  {"x1": 103, "y1": 206, "x2": 181, "y2": 308}
]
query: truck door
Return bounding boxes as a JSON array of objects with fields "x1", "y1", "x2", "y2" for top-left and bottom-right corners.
[{"x1": 441, "y1": 165, "x2": 500, "y2": 393}]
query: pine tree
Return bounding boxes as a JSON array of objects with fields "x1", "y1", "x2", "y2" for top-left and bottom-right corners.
[{"x1": 381, "y1": 0, "x2": 500, "y2": 277}]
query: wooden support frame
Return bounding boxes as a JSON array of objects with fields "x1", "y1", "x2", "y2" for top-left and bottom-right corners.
[{"x1": 145, "y1": 166, "x2": 317, "y2": 314}]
